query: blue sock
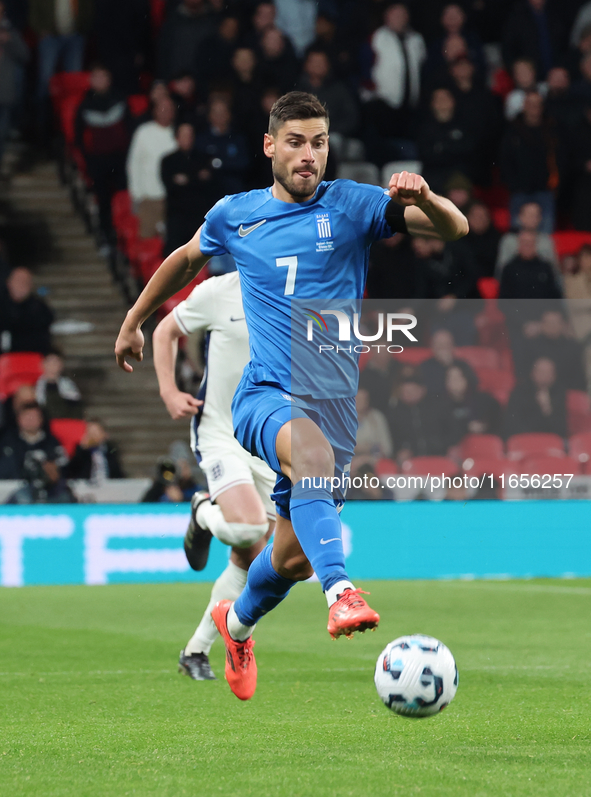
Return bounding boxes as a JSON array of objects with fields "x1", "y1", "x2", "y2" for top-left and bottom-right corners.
[
  {"x1": 234, "y1": 544, "x2": 296, "y2": 626},
  {"x1": 289, "y1": 481, "x2": 349, "y2": 593}
]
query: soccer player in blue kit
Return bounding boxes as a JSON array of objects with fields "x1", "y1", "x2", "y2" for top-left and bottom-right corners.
[{"x1": 115, "y1": 92, "x2": 468, "y2": 701}]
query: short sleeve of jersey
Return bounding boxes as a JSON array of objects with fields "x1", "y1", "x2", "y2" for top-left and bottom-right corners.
[
  {"x1": 199, "y1": 197, "x2": 230, "y2": 257},
  {"x1": 173, "y1": 278, "x2": 217, "y2": 335},
  {"x1": 337, "y1": 181, "x2": 393, "y2": 244}
]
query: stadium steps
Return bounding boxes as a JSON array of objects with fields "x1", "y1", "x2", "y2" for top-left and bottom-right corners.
[{"x1": 5, "y1": 162, "x2": 183, "y2": 477}]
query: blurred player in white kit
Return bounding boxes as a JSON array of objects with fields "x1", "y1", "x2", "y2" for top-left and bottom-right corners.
[{"x1": 153, "y1": 271, "x2": 275, "y2": 680}]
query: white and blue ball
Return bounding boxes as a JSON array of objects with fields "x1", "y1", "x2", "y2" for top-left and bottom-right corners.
[{"x1": 374, "y1": 634, "x2": 458, "y2": 718}]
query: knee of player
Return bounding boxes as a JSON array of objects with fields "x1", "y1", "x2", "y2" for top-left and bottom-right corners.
[
  {"x1": 219, "y1": 520, "x2": 268, "y2": 548},
  {"x1": 292, "y1": 444, "x2": 335, "y2": 480}
]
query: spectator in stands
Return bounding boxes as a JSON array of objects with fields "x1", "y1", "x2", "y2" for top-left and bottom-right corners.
[
  {"x1": 347, "y1": 462, "x2": 383, "y2": 500},
  {"x1": 0, "y1": 267, "x2": 54, "y2": 355},
  {"x1": 413, "y1": 235, "x2": 479, "y2": 300},
  {"x1": 366, "y1": 3, "x2": 426, "y2": 160},
  {"x1": 256, "y1": 27, "x2": 299, "y2": 93},
  {"x1": 417, "y1": 88, "x2": 476, "y2": 193},
  {"x1": 566, "y1": 22, "x2": 591, "y2": 81},
  {"x1": 309, "y1": 12, "x2": 354, "y2": 80},
  {"x1": 571, "y1": 4, "x2": 591, "y2": 50},
  {"x1": 359, "y1": 344, "x2": 401, "y2": 416},
  {"x1": 245, "y1": 1, "x2": 276, "y2": 49},
  {"x1": 0, "y1": 403, "x2": 73, "y2": 504},
  {"x1": 142, "y1": 455, "x2": 198, "y2": 502},
  {"x1": 366, "y1": 234, "x2": 420, "y2": 299},
  {"x1": 197, "y1": 15, "x2": 240, "y2": 89},
  {"x1": 161, "y1": 122, "x2": 215, "y2": 255},
  {"x1": 496, "y1": 201, "x2": 559, "y2": 279},
  {"x1": 387, "y1": 374, "x2": 444, "y2": 461},
  {"x1": 0, "y1": 2, "x2": 28, "y2": 169},
  {"x1": 297, "y1": 49, "x2": 358, "y2": 144},
  {"x1": 505, "y1": 58, "x2": 547, "y2": 120},
  {"x1": 464, "y1": 203, "x2": 500, "y2": 279},
  {"x1": 428, "y1": 295, "x2": 481, "y2": 346},
  {"x1": 35, "y1": 350, "x2": 83, "y2": 419},
  {"x1": 245, "y1": 86, "x2": 278, "y2": 189},
  {"x1": 156, "y1": 0, "x2": 216, "y2": 81},
  {"x1": 194, "y1": 98, "x2": 250, "y2": 197},
  {"x1": 572, "y1": 52, "x2": 591, "y2": 106},
  {"x1": 520, "y1": 309, "x2": 586, "y2": 391},
  {"x1": 504, "y1": 356, "x2": 567, "y2": 438},
  {"x1": 75, "y1": 64, "x2": 131, "y2": 251},
  {"x1": 229, "y1": 48, "x2": 261, "y2": 131},
  {"x1": 569, "y1": 100, "x2": 591, "y2": 231},
  {"x1": 499, "y1": 230, "x2": 562, "y2": 299},
  {"x1": 353, "y1": 387, "x2": 393, "y2": 461},
  {"x1": 446, "y1": 55, "x2": 502, "y2": 185},
  {"x1": 169, "y1": 73, "x2": 204, "y2": 128},
  {"x1": 502, "y1": 0, "x2": 565, "y2": 80},
  {"x1": 66, "y1": 418, "x2": 124, "y2": 482},
  {"x1": 29, "y1": 0, "x2": 93, "y2": 139},
  {"x1": 126, "y1": 96, "x2": 176, "y2": 238},
  {"x1": 438, "y1": 364, "x2": 501, "y2": 450},
  {"x1": 93, "y1": 0, "x2": 150, "y2": 94},
  {"x1": 500, "y1": 92, "x2": 560, "y2": 233},
  {"x1": 419, "y1": 329, "x2": 478, "y2": 400},
  {"x1": 0, "y1": 383, "x2": 36, "y2": 436},
  {"x1": 545, "y1": 67, "x2": 580, "y2": 132},
  {"x1": 274, "y1": 0, "x2": 317, "y2": 58},
  {"x1": 425, "y1": 3, "x2": 485, "y2": 82},
  {"x1": 564, "y1": 244, "x2": 591, "y2": 387}
]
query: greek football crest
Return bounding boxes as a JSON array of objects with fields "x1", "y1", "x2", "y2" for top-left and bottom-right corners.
[{"x1": 315, "y1": 212, "x2": 334, "y2": 253}]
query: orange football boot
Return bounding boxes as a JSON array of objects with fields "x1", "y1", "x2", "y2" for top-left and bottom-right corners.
[
  {"x1": 327, "y1": 589, "x2": 380, "y2": 639},
  {"x1": 211, "y1": 600, "x2": 257, "y2": 700}
]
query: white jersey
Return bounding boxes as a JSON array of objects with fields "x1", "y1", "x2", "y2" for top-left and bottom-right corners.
[{"x1": 172, "y1": 271, "x2": 252, "y2": 453}]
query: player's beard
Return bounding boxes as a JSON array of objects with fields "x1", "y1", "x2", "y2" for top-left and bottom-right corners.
[{"x1": 272, "y1": 158, "x2": 325, "y2": 200}]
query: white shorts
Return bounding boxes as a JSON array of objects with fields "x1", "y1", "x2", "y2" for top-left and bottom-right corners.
[{"x1": 198, "y1": 443, "x2": 276, "y2": 519}]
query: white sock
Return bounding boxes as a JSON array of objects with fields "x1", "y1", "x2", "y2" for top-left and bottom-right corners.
[
  {"x1": 185, "y1": 561, "x2": 248, "y2": 655},
  {"x1": 325, "y1": 580, "x2": 355, "y2": 607},
  {"x1": 226, "y1": 603, "x2": 256, "y2": 642}
]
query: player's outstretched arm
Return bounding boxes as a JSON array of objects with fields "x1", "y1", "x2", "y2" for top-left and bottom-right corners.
[
  {"x1": 388, "y1": 171, "x2": 469, "y2": 241},
  {"x1": 115, "y1": 226, "x2": 209, "y2": 372},
  {"x1": 152, "y1": 313, "x2": 202, "y2": 420}
]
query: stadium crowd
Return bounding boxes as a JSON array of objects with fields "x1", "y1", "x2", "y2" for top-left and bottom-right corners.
[{"x1": 3, "y1": 0, "x2": 591, "y2": 500}]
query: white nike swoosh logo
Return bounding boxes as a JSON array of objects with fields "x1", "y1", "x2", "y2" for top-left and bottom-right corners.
[
  {"x1": 320, "y1": 537, "x2": 340, "y2": 545},
  {"x1": 238, "y1": 220, "x2": 267, "y2": 237}
]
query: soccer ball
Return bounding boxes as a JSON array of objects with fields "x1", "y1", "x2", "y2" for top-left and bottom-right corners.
[{"x1": 374, "y1": 634, "x2": 458, "y2": 718}]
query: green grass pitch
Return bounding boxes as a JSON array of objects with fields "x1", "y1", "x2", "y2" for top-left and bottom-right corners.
[{"x1": 1, "y1": 579, "x2": 590, "y2": 797}]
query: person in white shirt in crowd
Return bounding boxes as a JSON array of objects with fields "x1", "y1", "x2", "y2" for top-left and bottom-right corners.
[
  {"x1": 152, "y1": 272, "x2": 276, "y2": 682},
  {"x1": 496, "y1": 201, "x2": 560, "y2": 281},
  {"x1": 274, "y1": 0, "x2": 317, "y2": 58},
  {"x1": 126, "y1": 95, "x2": 176, "y2": 238},
  {"x1": 370, "y1": 4, "x2": 426, "y2": 125},
  {"x1": 35, "y1": 350, "x2": 83, "y2": 419},
  {"x1": 353, "y1": 387, "x2": 393, "y2": 464},
  {"x1": 571, "y1": 2, "x2": 591, "y2": 48},
  {"x1": 505, "y1": 58, "x2": 547, "y2": 120}
]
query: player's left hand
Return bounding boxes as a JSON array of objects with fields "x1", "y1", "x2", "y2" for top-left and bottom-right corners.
[{"x1": 388, "y1": 172, "x2": 431, "y2": 207}]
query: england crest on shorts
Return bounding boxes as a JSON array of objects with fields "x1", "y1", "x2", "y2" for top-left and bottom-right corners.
[{"x1": 211, "y1": 461, "x2": 224, "y2": 481}]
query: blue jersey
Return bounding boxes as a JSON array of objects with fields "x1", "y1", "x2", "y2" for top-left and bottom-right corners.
[{"x1": 199, "y1": 179, "x2": 392, "y2": 399}]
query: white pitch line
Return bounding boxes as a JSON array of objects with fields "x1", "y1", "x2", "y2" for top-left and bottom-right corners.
[{"x1": 431, "y1": 582, "x2": 591, "y2": 596}]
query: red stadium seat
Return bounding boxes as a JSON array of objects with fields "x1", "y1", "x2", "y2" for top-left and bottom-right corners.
[
  {"x1": 568, "y1": 432, "x2": 591, "y2": 464},
  {"x1": 566, "y1": 390, "x2": 591, "y2": 435},
  {"x1": 455, "y1": 346, "x2": 500, "y2": 371},
  {"x1": 58, "y1": 94, "x2": 84, "y2": 145},
  {"x1": 375, "y1": 458, "x2": 398, "y2": 477},
  {"x1": 492, "y1": 207, "x2": 511, "y2": 233},
  {"x1": 111, "y1": 190, "x2": 133, "y2": 224},
  {"x1": 519, "y1": 456, "x2": 581, "y2": 476},
  {"x1": 50, "y1": 419, "x2": 87, "y2": 458},
  {"x1": 128, "y1": 94, "x2": 149, "y2": 117},
  {"x1": 507, "y1": 433, "x2": 565, "y2": 461},
  {"x1": 477, "y1": 277, "x2": 500, "y2": 299},
  {"x1": 401, "y1": 456, "x2": 459, "y2": 477},
  {"x1": 460, "y1": 434, "x2": 504, "y2": 460},
  {"x1": 462, "y1": 457, "x2": 518, "y2": 479},
  {"x1": 475, "y1": 369, "x2": 515, "y2": 405},
  {"x1": 552, "y1": 231, "x2": 591, "y2": 259},
  {"x1": 49, "y1": 71, "x2": 90, "y2": 110},
  {"x1": 0, "y1": 352, "x2": 44, "y2": 401},
  {"x1": 395, "y1": 347, "x2": 431, "y2": 365}
]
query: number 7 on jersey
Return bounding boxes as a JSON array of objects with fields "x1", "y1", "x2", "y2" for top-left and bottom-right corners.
[{"x1": 276, "y1": 256, "x2": 298, "y2": 295}]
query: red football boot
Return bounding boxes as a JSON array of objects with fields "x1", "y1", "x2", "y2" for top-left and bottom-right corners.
[
  {"x1": 211, "y1": 600, "x2": 257, "y2": 700},
  {"x1": 327, "y1": 589, "x2": 380, "y2": 639}
]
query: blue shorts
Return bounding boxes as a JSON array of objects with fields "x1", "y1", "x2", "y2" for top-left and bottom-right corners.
[{"x1": 232, "y1": 370, "x2": 358, "y2": 520}]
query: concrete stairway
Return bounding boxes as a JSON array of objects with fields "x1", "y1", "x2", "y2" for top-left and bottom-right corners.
[{"x1": 6, "y1": 162, "x2": 186, "y2": 476}]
